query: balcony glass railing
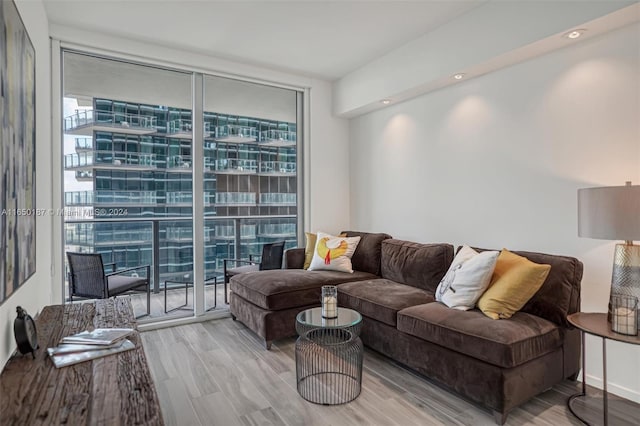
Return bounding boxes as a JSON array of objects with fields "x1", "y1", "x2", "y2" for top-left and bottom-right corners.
[
  {"x1": 165, "y1": 226, "x2": 212, "y2": 242},
  {"x1": 64, "y1": 217, "x2": 297, "y2": 294},
  {"x1": 75, "y1": 170, "x2": 93, "y2": 181},
  {"x1": 258, "y1": 161, "x2": 296, "y2": 174},
  {"x1": 167, "y1": 119, "x2": 211, "y2": 137},
  {"x1": 75, "y1": 138, "x2": 93, "y2": 150},
  {"x1": 214, "y1": 158, "x2": 258, "y2": 174},
  {"x1": 258, "y1": 223, "x2": 297, "y2": 237},
  {"x1": 214, "y1": 224, "x2": 257, "y2": 240},
  {"x1": 260, "y1": 129, "x2": 296, "y2": 145},
  {"x1": 165, "y1": 192, "x2": 214, "y2": 205},
  {"x1": 64, "y1": 151, "x2": 157, "y2": 169},
  {"x1": 214, "y1": 125, "x2": 258, "y2": 142},
  {"x1": 64, "y1": 109, "x2": 157, "y2": 132},
  {"x1": 167, "y1": 155, "x2": 192, "y2": 169},
  {"x1": 259, "y1": 193, "x2": 296, "y2": 205},
  {"x1": 65, "y1": 190, "x2": 158, "y2": 206},
  {"x1": 215, "y1": 192, "x2": 257, "y2": 205}
]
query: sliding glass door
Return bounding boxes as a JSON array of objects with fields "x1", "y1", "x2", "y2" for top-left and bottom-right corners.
[{"x1": 62, "y1": 50, "x2": 302, "y2": 321}]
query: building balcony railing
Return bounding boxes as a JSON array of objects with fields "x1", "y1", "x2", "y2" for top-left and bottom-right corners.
[
  {"x1": 259, "y1": 129, "x2": 296, "y2": 147},
  {"x1": 258, "y1": 161, "x2": 296, "y2": 175},
  {"x1": 75, "y1": 138, "x2": 93, "y2": 151},
  {"x1": 165, "y1": 226, "x2": 212, "y2": 242},
  {"x1": 165, "y1": 192, "x2": 214, "y2": 206},
  {"x1": 64, "y1": 151, "x2": 157, "y2": 170},
  {"x1": 167, "y1": 119, "x2": 211, "y2": 138},
  {"x1": 259, "y1": 193, "x2": 296, "y2": 206},
  {"x1": 214, "y1": 224, "x2": 257, "y2": 240},
  {"x1": 257, "y1": 223, "x2": 297, "y2": 237},
  {"x1": 215, "y1": 192, "x2": 257, "y2": 206},
  {"x1": 167, "y1": 155, "x2": 193, "y2": 170},
  {"x1": 214, "y1": 158, "x2": 258, "y2": 174},
  {"x1": 65, "y1": 190, "x2": 158, "y2": 206},
  {"x1": 213, "y1": 125, "x2": 258, "y2": 143},
  {"x1": 64, "y1": 110, "x2": 158, "y2": 135},
  {"x1": 64, "y1": 216, "x2": 298, "y2": 294},
  {"x1": 75, "y1": 170, "x2": 93, "y2": 181}
]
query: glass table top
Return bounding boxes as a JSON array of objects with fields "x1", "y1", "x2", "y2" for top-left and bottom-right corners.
[{"x1": 296, "y1": 307, "x2": 362, "y2": 329}]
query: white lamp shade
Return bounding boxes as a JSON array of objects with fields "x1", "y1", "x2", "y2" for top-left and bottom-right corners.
[{"x1": 578, "y1": 184, "x2": 640, "y2": 241}]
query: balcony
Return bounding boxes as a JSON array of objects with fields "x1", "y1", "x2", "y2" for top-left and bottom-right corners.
[
  {"x1": 65, "y1": 190, "x2": 158, "y2": 206},
  {"x1": 258, "y1": 161, "x2": 296, "y2": 175},
  {"x1": 259, "y1": 129, "x2": 296, "y2": 147},
  {"x1": 64, "y1": 151, "x2": 157, "y2": 171},
  {"x1": 63, "y1": 216, "x2": 297, "y2": 319},
  {"x1": 64, "y1": 110, "x2": 157, "y2": 136},
  {"x1": 213, "y1": 125, "x2": 258, "y2": 143},
  {"x1": 214, "y1": 158, "x2": 258, "y2": 174},
  {"x1": 259, "y1": 193, "x2": 296, "y2": 206},
  {"x1": 258, "y1": 223, "x2": 297, "y2": 238},
  {"x1": 165, "y1": 191, "x2": 214, "y2": 206},
  {"x1": 215, "y1": 192, "x2": 257, "y2": 206},
  {"x1": 166, "y1": 119, "x2": 211, "y2": 139},
  {"x1": 75, "y1": 170, "x2": 93, "y2": 181},
  {"x1": 75, "y1": 138, "x2": 93, "y2": 151},
  {"x1": 214, "y1": 224, "x2": 257, "y2": 240}
]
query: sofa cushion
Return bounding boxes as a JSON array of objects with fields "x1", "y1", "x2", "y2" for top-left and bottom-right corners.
[
  {"x1": 381, "y1": 239, "x2": 454, "y2": 292},
  {"x1": 308, "y1": 232, "x2": 361, "y2": 273},
  {"x1": 338, "y1": 279, "x2": 434, "y2": 327},
  {"x1": 230, "y1": 269, "x2": 378, "y2": 311},
  {"x1": 397, "y1": 303, "x2": 563, "y2": 368},
  {"x1": 342, "y1": 231, "x2": 392, "y2": 276},
  {"x1": 472, "y1": 248, "x2": 583, "y2": 326}
]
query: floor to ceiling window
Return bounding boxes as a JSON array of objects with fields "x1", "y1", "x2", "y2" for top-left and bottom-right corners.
[{"x1": 62, "y1": 51, "x2": 302, "y2": 320}]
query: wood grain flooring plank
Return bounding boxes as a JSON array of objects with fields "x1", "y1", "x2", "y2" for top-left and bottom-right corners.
[
  {"x1": 141, "y1": 318, "x2": 640, "y2": 426},
  {"x1": 155, "y1": 377, "x2": 202, "y2": 426}
]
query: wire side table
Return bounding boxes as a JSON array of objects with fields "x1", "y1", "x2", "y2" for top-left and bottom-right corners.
[{"x1": 295, "y1": 307, "x2": 364, "y2": 405}]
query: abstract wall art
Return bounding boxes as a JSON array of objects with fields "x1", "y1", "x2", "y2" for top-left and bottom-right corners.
[{"x1": 0, "y1": 0, "x2": 36, "y2": 305}]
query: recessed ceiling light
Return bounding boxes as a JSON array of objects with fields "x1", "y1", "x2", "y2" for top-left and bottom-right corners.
[
  {"x1": 381, "y1": 99, "x2": 391, "y2": 105},
  {"x1": 564, "y1": 29, "x2": 586, "y2": 39},
  {"x1": 453, "y1": 73, "x2": 465, "y2": 80}
]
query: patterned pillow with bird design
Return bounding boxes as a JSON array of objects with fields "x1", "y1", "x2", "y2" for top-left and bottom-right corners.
[{"x1": 307, "y1": 232, "x2": 361, "y2": 273}]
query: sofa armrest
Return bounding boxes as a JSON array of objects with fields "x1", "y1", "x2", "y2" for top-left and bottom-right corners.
[{"x1": 284, "y1": 248, "x2": 305, "y2": 269}]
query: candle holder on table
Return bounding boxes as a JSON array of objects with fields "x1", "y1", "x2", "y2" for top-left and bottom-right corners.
[
  {"x1": 321, "y1": 285, "x2": 338, "y2": 319},
  {"x1": 611, "y1": 294, "x2": 638, "y2": 336}
]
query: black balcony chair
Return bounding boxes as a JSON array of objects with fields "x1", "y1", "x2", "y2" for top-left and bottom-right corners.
[
  {"x1": 223, "y1": 241, "x2": 285, "y2": 304},
  {"x1": 67, "y1": 252, "x2": 151, "y2": 318}
]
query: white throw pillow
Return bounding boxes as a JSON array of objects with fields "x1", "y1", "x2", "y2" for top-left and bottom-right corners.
[
  {"x1": 308, "y1": 232, "x2": 361, "y2": 273},
  {"x1": 435, "y1": 245, "x2": 499, "y2": 310}
]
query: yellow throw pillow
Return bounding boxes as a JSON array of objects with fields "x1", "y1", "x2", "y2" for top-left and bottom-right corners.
[
  {"x1": 477, "y1": 249, "x2": 551, "y2": 320},
  {"x1": 304, "y1": 232, "x2": 346, "y2": 269}
]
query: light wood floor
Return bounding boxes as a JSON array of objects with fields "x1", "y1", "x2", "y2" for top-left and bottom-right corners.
[{"x1": 141, "y1": 318, "x2": 640, "y2": 426}]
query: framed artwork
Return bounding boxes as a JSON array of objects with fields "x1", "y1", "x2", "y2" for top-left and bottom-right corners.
[{"x1": 0, "y1": 0, "x2": 36, "y2": 305}]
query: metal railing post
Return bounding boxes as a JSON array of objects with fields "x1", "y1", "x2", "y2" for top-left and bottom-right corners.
[{"x1": 153, "y1": 220, "x2": 160, "y2": 293}]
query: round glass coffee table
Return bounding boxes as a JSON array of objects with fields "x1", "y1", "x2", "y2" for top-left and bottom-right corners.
[
  {"x1": 295, "y1": 307, "x2": 363, "y2": 405},
  {"x1": 295, "y1": 307, "x2": 362, "y2": 337}
]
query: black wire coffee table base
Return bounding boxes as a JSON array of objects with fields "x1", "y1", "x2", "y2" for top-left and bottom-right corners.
[{"x1": 295, "y1": 328, "x2": 363, "y2": 405}]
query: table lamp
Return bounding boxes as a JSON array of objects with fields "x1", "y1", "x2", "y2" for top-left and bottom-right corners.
[{"x1": 578, "y1": 182, "x2": 640, "y2": 329}]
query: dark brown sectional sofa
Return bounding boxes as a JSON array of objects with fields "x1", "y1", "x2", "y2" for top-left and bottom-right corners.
[{"x1": 229, "y1": 231, "x2": 583, "y2": 424}]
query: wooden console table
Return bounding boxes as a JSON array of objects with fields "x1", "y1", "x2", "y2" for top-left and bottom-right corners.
[{"x1": 0, "y1": 299, "x2": 163, "y2": 425}]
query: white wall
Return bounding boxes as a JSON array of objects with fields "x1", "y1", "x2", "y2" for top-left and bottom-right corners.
[
  {"x1": 349, "y1": 23, "x2": 640, "y2": 401},
  {"x1": 1, "y1": 0, "x2": 53, "y2": 368}
]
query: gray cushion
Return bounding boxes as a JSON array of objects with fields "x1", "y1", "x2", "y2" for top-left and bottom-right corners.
[
  {"x1": 397, "y1": 303, "x2": 562, "y2": 368},
  {"x1": 228, "y1": 264, "x2": 260, "y2": 276},
  {"x1": 107, "y1": 275, "x2": 147, "y2": 295},
  {"x1": 230, "y1": 269, "x2": 378, "y2": 311},
  {"x1": 381, "y1": 239, "x2": 454, "y2": 292},
  {"x1": 342, "y1": 231, "x2": 392, "y2": 275},
  {"x1": 338, "y1": 279, "x2": 434, "y2": 327}
]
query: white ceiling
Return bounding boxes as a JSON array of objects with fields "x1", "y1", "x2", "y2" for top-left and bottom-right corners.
[{"x1": 43, "y1": 0, "x2": 485, "y2": 80}]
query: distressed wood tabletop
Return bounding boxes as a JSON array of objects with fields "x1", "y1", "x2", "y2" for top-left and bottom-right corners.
[{"x1": 0, "y1": 299, "x2": 163, "y2": 425}]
